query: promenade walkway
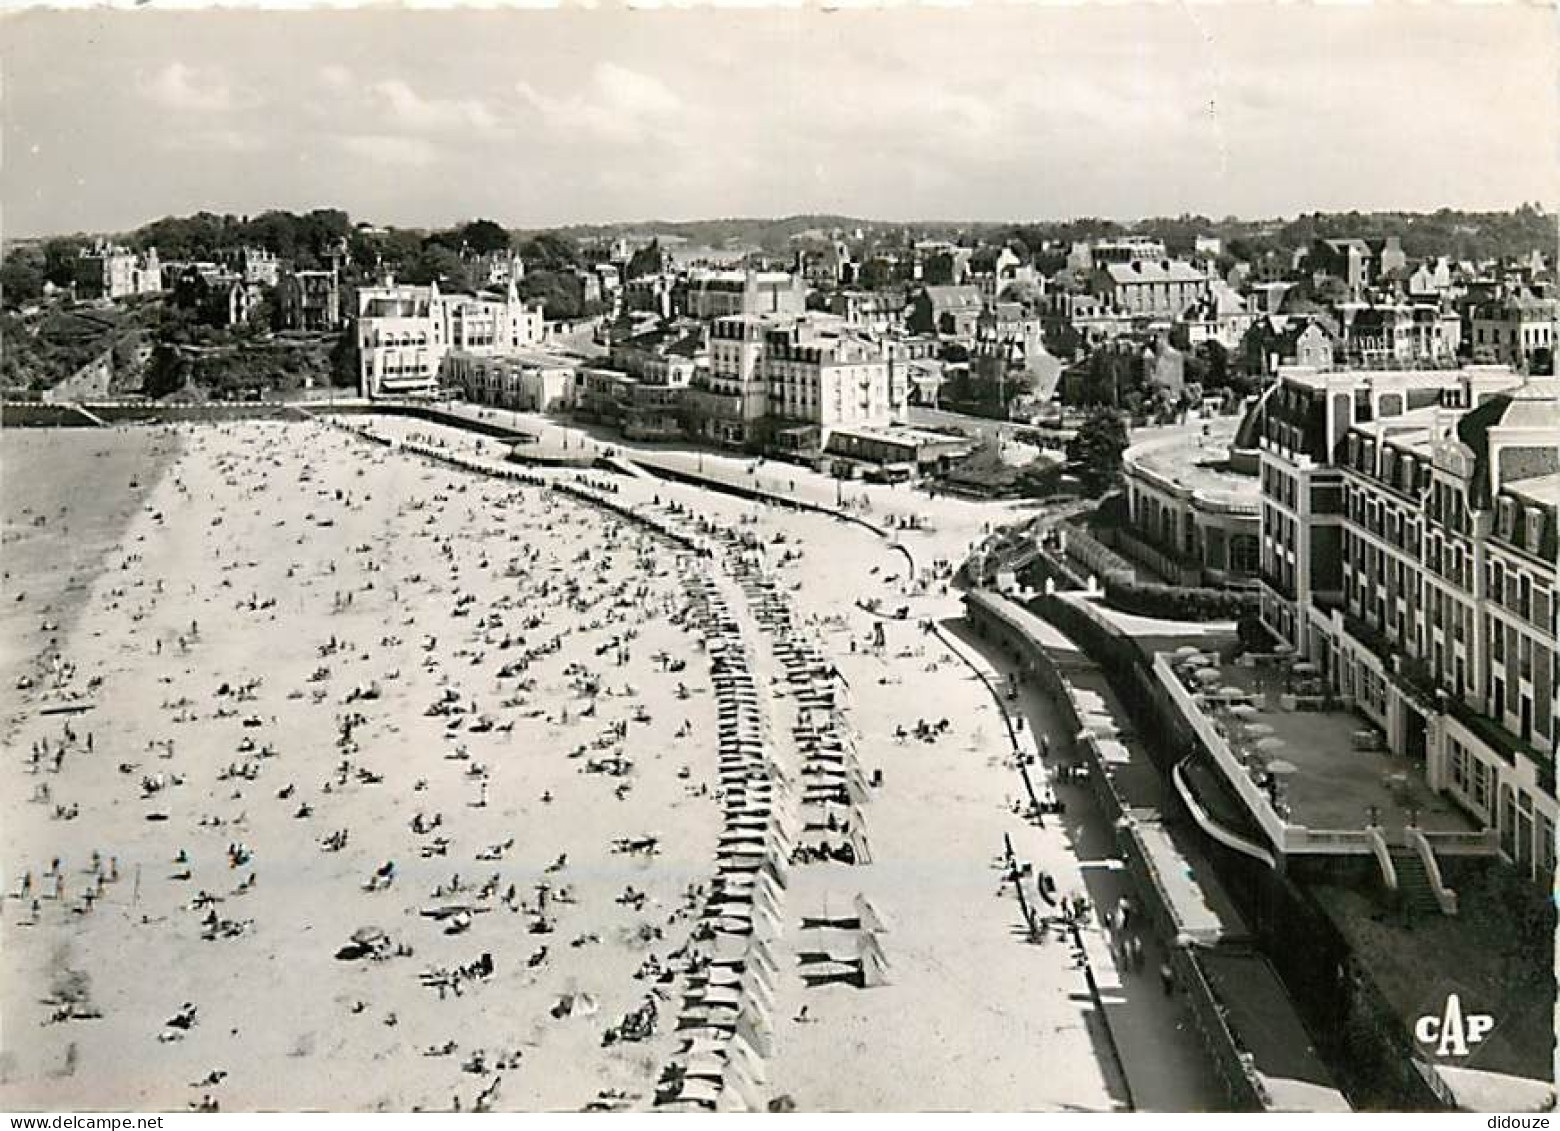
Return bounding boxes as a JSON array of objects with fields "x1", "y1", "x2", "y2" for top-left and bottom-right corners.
[{"x1": 941, "y1": 619, "x2": 1229, "y2": 1112}]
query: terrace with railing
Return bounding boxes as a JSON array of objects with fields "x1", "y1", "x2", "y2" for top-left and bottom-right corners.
[{"x1": 1156, "y1": 651, "x2": 1495, "y2": 858}]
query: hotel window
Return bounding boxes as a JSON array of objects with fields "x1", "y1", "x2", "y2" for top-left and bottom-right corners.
[
  {"x1": 1472, "y1": 759, "x2": 1491, "y2": 813},
  {"x1": 1450, "y1": 740, "x2": 1470, "y2": 793}
]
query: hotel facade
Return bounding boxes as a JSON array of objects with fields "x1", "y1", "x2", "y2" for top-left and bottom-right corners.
[
  {"x1": 356, "y1": 279, "x2": 545, "y2": 398},
  {"x1": 1255, "y1": 365, "x2": 1560, "y2": 880}
]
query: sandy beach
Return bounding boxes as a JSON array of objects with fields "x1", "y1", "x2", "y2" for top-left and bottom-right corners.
[{"x1": 2, "y1": 417, "x2": 1144, "y2": 1112}]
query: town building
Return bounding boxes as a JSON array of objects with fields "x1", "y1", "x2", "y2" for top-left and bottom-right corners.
[
  {"x1": 685, "y1": 313, "x2": 778, "y2": 448},
  {"x1": 173, "y1": 263, "x2": 261, "y2": 327},
  {"x1": 277, "y1": 269, "x2": 343, "y2": 332},
  {"x1": 679, "y1": 268, "x2": 806, "y2": 320},
  {"x1": 1469, "y1": 294, "x2": 1558, "y2": 370},
  {"x1": 465, "y1": 250, "x2": 524, "y2": 288},
  {"x1": 907, "y1": 284, "x2": 983, "y2": 337},
  {"x1": 763, "y1": 315, "x2": 902, "y2": 453},
  {"x1": 794, "y1": 240, "x2": 855, "y2": 289},
  {"x1": 608, "y1": 322, "x2": 705, "y2": 387},
  {"x1": 1175, "y1": 280, "x2": 1256, "y2": 352},
  {"x1": 1066, "y1": 236, "x2": 1167, "y2": 273},
  {"x1": 445, "y1": 351, "x2": 577, "y2": 412},
  {"x1": 1304, "y1": 237, "x2": 1408, "y2": 296},
  {"x1": 1121, "y1": 424, "x2": 1262, "y2": 586},
  {"x1": 230, "y1": 247, "x2": 281, "y2": 287},
  {"x1": 974, "y1": 301, "x2": 1039, "y2": 358},
  {"x1": 623, "y1": 274, "x2": 676, "y2": 320},
  {"x1": 1039, "y1": 289, "x2": 1134, "y2": 351},
  {"x1": 1093, "y1": 258, "x2": 1211, "y2": 319},
  {"x1": 681, "y1": 312, "x2": 908, "y2": 454},
  {"x1": 1335, "y1": 302, "x2": 1463, "y2": 366},
  {"x1": 829, "y1": 289, "x2": 905, "y2": 333},
  {"x1": 1407, "y1": 257, "x2": 1454, "y2": 300},
  {"x1": 1313, "y1": 376, "x2": 1559, "y2": 882},
  {"x1": 1241, "y1": 314, "x2": 1338, "y2": 376},
  {"x1": 355, "y1": 278, "x2": 546, "y2": 398},
  {"x1": 1254, "y1": 364, "x2": 1526, "y2": 656},
  {"x1": 73, "y1": 242, "x2": 163, "y2": 300},
  {"x1": 967, "y1": 247, "x2": 1035, "y2": 302}
]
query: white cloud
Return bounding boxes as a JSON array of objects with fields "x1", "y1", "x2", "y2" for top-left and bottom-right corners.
[
  {"x1": 593, "y1": 62, "x2": 681, "y2": 117},
  {"x1": 513, "y1": 63, "x2": 686, "y2": 144},
  {"x1": 340, "y1": 133, "x2": 442, "y2": 168},
  {"x1": 370, "y1": 79, "x2": 499, "y2": 134},
  {"x1": 319, "y1": 64, "x2": 354, "y2": 92},
  {"x1": 139, "y1": 62, "x2": 237, "y2": 113},
  {"x1": 162, "y1": 128, "x2": 268, "y2": 155}
]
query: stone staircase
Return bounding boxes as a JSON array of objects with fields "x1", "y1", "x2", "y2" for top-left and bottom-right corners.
[{"x1": 1391, "y1": 850, "x2": 1443, "y2": 917}]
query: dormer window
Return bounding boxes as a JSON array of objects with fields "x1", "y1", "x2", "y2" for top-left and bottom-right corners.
[
  {"x1": 1498, "y1": 498, "x2": 1517, "y2": 541},
  {"x1": 1525, "y1": 507, "x2": 1544, "y2": 551}
]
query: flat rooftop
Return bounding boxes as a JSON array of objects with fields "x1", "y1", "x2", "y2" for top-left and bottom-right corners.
[
  {"x1": 1124, "y1": 417, "x2": 1259, "y2": 506},
  {"x1": 1134, "y1": 819, "x2": 1248, "y2": 945},
  {"x1": 1510, "y1": 470, "x2": 1560, "y2": 507},
  {"x1": 831, "y1": 423, "x2": 973, "y2": 446}
]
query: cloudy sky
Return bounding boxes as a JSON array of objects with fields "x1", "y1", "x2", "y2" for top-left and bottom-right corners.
[{"x1": 3, "y1": 5, "x2": 1556, "y2": 236}]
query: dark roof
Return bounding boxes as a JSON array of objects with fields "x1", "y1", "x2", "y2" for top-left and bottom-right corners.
[{"x1": 920, "y1": 285, "x2": 983, "y2": 309}]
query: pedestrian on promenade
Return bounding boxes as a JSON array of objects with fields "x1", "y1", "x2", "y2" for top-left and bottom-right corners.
[{"x1": 1159, "y1": 961, "x2": 1175, "y2": 996}]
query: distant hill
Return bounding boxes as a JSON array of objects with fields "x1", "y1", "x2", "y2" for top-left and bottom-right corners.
[{"x1": 522, "y1": 205, "x2": 1556, "y2": 263}]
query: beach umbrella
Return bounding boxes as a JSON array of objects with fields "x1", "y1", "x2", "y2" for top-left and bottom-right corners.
[
  {"x1": 1195, "y1": 668, "x2": 1221, "y2": 685},
  {"x1": 1254, "y1": 736, "x2": 1285, "y2": 752},
  {"x1": 1228, "y1": 704, "x2": 1259, "y2": 720},
  {"x1": 1174, "y1": 645, "x2": 1201, "y2": 658},
  {"x1": 1266, "y1": 759, "x2": 1298, "y2": 776},
  {"x1": 1244, "y1": 722, "x2": 1275, "y2": 737},
  {"x1": 1219, "y1": 686, "x2": 1246, "y2": 699}
]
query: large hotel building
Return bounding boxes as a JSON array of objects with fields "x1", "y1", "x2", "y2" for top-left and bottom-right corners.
[
  {"x1": 355, "y1": 279, "x2": 546, "y2": 398},
  {"x1": 1256, "y1": 365, "x2": 1560, "y2": 881}
]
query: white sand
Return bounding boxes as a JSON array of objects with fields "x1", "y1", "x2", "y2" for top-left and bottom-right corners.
[{"x1": 2, "y1": 417, "x2": 1124, "y2": 1112}]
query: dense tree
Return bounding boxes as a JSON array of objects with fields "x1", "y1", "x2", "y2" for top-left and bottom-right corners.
[
  {"x1": 41, "y1": 239, "x2": 87, "y2": 288},
  {"x1": 1193, "y1": 340, "x2": 1230, "y2": 389},
  {"x1": 1, "y1": 246, "x2": 47, "y2": 308},
  {"x1": 1017, "y1": 457, "x2": 1065, "y2": 500},
  {"x1": 922, "y1": 252, "x2": 956, "y2": 286},
  {"x1": 142, "y1": 343, "x2": 192, "y2": 398},
  {"x1": 519, "y1": 269, "x2": 591, "y2": 320},
  {"x1": 517, "y1": 231, "x2": 580, "y2": 270},
  {"x1": 459, "y1": 219, "x2": 512, "y2": 256},
  {"x1": 856, "y1": 257, "x2": 908, "y2": 291},
  {"x1": 1065, "y1": 408, "x2": 1130, "y2": 494},
  {"x1": 401, "y1": 244, "x2": 473, "y2": 290},
  {"x1": 624, "y1": 239, "x2": 663, "y2": 281}
]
